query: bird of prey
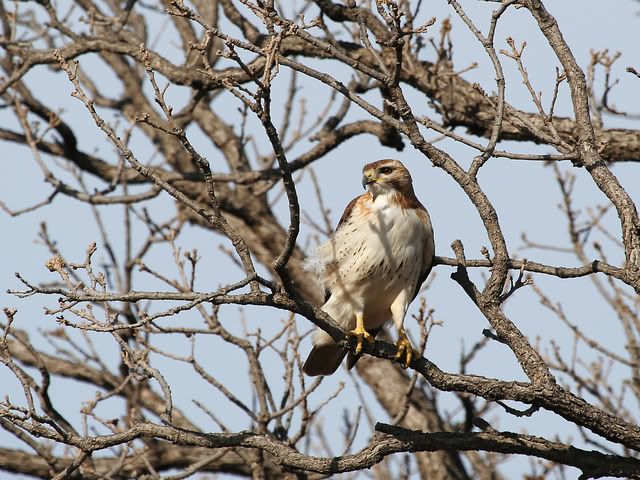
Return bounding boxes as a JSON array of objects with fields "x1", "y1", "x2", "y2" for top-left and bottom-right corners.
[{"x1": 303, "y1": 159, "x2": 435, "y2": 376}]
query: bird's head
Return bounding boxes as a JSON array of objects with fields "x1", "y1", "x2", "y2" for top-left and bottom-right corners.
[{"x1": 361, "y1": 159, "x2": 414, "y2": 196}]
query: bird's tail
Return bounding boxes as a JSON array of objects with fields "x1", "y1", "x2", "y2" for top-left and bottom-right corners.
[
  {"x1": 302, "y1": 296, "x2": 352, "y2": 376},
  {"x1": 303, "y1": 323, "x2": 383, "y2": 375},
  {"x1": 302, "y1": 343, "x2": 347, "y2": 376},
  {"x1": 345, "y1": 327, "x2": 383, "y2": 371}
]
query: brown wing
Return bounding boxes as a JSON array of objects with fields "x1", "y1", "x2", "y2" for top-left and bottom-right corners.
[
  {"x1": 323, "y1": 194, "x2": 362, "y2": 303},
  {"x1": 411, "y1": 260, "x2": 433, "y2": 303},
  {"x1": 336, "y1": 194, "x2": 361, "y2": 231},
  {"x1": 411, "y1": 208, "x2": 435, "y2": 303}
]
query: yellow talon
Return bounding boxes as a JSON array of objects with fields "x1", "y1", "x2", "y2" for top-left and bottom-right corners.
[
  {"x1": 395, "y1": 332, "x2": 416, "y2": 369},
  {"x1": 348, "y1": 314, "x2": 374, "y2": 355}
]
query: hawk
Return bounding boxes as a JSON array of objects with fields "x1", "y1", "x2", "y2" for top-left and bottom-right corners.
[{"x1": 303, "y1": 159, "x2": 435, "y2": 376}]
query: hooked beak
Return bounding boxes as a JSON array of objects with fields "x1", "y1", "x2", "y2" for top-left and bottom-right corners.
[{"x1": 362, "y1": 171, "x2": 376, "y2": 189}]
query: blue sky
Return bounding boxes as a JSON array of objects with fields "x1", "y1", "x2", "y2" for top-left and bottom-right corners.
[{"x1": 1, "y1": 1, "x2": 640, "y2": 478}]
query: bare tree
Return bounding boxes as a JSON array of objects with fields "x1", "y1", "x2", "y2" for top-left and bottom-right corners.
[{"x1": 1, "y1": 0, "x2": 640, "y2": 478}]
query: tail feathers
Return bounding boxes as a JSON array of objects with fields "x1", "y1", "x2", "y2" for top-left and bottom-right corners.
[
  {"x1": 346, "y1": 327, "x2": 383, "y2": 371},
  {"x1": 346, "y1": 351, "x2": 360, "y2": 371},
  {"x1": 302, "y1": 344, "x2": 347, "y2": 376},
  {"x1": 304, "y1": 327, "x2": 384, "y2": 376}
]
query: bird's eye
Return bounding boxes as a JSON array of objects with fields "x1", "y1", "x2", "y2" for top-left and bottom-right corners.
[{"x1": 379, "y1": 166, "x2": 393, "y2": 175}]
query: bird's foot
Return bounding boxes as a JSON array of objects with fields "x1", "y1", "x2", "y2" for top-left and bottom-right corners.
[
  {"x1": 394, "y1": 332, "x2": 416, "y2": 369},
  {"x1": 347, "y1": 325, "x2": 374, "y2": 355}
]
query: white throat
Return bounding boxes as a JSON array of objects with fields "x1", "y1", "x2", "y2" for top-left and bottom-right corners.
[{"x1": 367, "y1": 183, "x2": 396, "y2": 204}]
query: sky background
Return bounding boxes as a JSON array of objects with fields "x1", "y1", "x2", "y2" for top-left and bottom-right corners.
[{"x1": 1, "y1": 0, "x2": 640, "y2": 478}]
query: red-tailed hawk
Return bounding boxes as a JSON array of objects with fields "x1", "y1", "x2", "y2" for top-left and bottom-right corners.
[{"x1": 303, "y1": 159, "x2": 435, "y2": 376}]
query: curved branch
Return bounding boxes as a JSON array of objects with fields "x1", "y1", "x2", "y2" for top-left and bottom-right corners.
[
  {"x1": 5, "y1": 419, "x2": 640, "y2": 478},
  {"x1": 376, "y1": 423, "x2": 640, "y2": 479},
  {"x1": 4, "y1": 28, "x2": 639, "y2": 163},
  {"x1": 434, "y1": 255, "x2": 625, "y2": 281},
  {"x1": 522, "y1": 0, "x2": 640, "y2": 288}
]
